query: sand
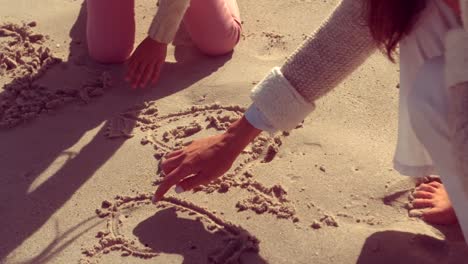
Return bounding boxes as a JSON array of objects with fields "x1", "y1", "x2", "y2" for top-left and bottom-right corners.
[{"x1": 1, "y1": 0, "x2": 468, "y2": 263}]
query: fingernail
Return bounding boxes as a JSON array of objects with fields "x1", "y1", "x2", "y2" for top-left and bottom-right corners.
[
  {"x1": 175, "y1": 185, "x2": 185, "y2": 194},
  {"x1": 152, "y1": 196, "x2": 158, "y2": 204}
]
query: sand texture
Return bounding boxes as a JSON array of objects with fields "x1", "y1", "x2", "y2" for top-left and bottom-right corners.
[{"x1": 1, "y1": 0, "x2": 468, "y2": 263}]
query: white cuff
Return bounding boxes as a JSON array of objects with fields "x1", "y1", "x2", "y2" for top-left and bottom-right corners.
[
  {"x1": 244, "y1": 104, "x2": 278, "y2": 134},
  {"x1": 445, "y1": 29, "x2": 468, "y2": 89},
  {"x1": 250, "y1": 67, "x2": 315, "y2": 131},
  {"x1": 148, "y1": 0, "x2": 191, "y2": 44}
]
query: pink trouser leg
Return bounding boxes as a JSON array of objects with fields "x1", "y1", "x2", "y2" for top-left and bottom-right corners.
[
  {"x1": 86, "y1": 0, "x2": 135, "y2": 63},
  {"x1": 183, "y1": 0, "x2": 242, "y2": 56}
]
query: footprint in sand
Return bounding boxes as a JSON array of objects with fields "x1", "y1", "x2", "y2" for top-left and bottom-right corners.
[
  {"x1": 106, "y1": 102, "x2": 299, "y2": 221},
  {"x1": 242, "y1": 31, "x2": 290, "y2": 61},
  {"x1": 81, "y1": 194, "x2": 261, "y2": 264}
]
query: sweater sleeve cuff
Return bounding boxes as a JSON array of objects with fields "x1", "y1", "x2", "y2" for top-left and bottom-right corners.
[
  {"x1": 250, "y1": 67, "x2": 315, "y2": 131},
  {"x1": 445, "y1": 29, "x2": 468, "y2": 89},
  {"x1": 148, "y1": 0, "x2": 191, "y2": 44},
  {"x1": 244, "y1": 104, "x2": 278, "y2": 134}
]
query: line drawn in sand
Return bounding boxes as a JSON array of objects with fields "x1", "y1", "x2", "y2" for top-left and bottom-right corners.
[
  {"x1": 81, "y1": 193, "x2": 262, "y2": 264},
  {"x1": 0, "y1": 22, "x2": 113, "y2": 129},
  {"x1": 105, "y1": 102, "x2": 298, "y2": 222}
]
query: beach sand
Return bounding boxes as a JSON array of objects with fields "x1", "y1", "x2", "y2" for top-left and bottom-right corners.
[{"x1": 1, "y1": 0, "x2": 468, "y2": 263}]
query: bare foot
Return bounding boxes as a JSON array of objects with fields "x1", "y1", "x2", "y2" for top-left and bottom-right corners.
[{"x1": 411, "y1": 181, "x2": 458, "y2": 225}]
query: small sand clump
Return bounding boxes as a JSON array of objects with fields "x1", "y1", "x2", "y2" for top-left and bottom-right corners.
[
  {"x1": 0, "y1": 22, "x2": 60, "y2": 78},
  {"x1": 162, "y1": 122, "x2": 202, "y2": 142},
  {"x1": 311, "y1": 221, "x2": 322, "y2": 229},
  {"x1": 236, "y1": 191, "x2": 296, "y2": 221},
  {"x1": 319, "y1": 214, "x2": 339, "y2": 227}
]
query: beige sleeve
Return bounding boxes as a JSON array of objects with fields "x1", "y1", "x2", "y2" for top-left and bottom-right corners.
[
  {"x1": 250, "y1": 0, "x2": 376, "y2": 131},
  {"x1": 148, "y1": 0, "x2": 191, "y2": 44}
]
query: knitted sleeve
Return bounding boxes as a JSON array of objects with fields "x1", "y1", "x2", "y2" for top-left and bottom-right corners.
[
  {"x1": 281, "y1": 0, "x2": 376, "y2": 101},
  {"x1": 148, "y1": 0, "x2": 191, "y2": 44},
  {"x1": 250, "y1": 0, "x2": 376, "y2": 131}
]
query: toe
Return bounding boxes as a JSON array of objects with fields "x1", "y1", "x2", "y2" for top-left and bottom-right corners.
[
  {"x1": 412, "y1": 198, "x2": 434, "y2": 209},
  {"x1": 416, "y1": 184, "x2": 437, "y2": 193},
  {"x1": 413, "y1": 191, "x2": 434, "y2": 199},
  {"x1": 428, "y1": 181, "x2": 442, "y2": 188}
]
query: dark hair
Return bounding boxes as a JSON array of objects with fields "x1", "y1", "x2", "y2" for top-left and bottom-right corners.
[{"x1": 366, "y1": 0, "x2": 427, "y2": 62}]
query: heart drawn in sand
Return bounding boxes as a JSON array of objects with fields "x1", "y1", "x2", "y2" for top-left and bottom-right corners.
[
  {"x1": 81, "y1": 194, "x2": 260, "y2": 264},
  {"x1": 106, "y1": 102, "x2": 298, "y2": 221}
]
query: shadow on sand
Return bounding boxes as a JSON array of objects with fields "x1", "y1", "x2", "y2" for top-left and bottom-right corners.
[{"x1": 0, "y1": 1, "x2": 238, "y2": 262}]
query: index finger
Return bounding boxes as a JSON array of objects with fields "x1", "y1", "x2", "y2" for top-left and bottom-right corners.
[{"x1": 153, "y1": 165, "x2": 192, "y2": 203}]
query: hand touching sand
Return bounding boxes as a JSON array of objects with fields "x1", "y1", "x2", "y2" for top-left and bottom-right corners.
[
  {"x1": 153, "y1": 117, "x2": 262, "y2": 202},
  {"x1": 126, "y1": 37, "x2": 167, "y2": 89}
]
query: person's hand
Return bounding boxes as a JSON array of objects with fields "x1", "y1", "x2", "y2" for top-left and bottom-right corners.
[
  {"x1": 153, "y1": 117, "x2": 262, "y2": 202},
  {"x1": 126, "y1": 37, "x2": 167, "y2": 89}
]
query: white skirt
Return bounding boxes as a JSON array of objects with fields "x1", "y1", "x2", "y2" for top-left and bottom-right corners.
[
  {"x1": 406, "y1": 54, "x2": 468, "y2": 245},
  {"x1": 392, "y1": 0, "x2": 461, "y2": 177}
]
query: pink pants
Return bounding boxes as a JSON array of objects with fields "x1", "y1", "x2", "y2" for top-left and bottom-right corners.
[{"x1": 86, "y1": 0, "x2": 242, "y2": 63}]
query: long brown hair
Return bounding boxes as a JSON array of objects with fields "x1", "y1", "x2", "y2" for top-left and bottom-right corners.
[{"x1": 366, "y1": 0, "x2": 427, "y2": 62}]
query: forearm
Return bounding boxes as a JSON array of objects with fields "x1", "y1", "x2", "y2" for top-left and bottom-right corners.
[
  {"x1": 148, "y1": 0, "x2": 191, "y2": 44},
  {"x1": 223, "y1": 116, "x2": 262, "y2": 153}
]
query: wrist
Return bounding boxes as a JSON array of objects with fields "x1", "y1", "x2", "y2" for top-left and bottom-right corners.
[
  {"x1": 147, "y1": 36, "x2": 169, "y2": 47},
  {"x1": 222, "y1": 116, "x2": 262, "y2": 151}
]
